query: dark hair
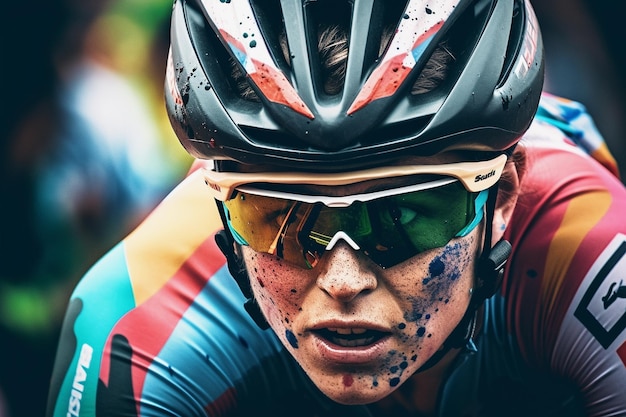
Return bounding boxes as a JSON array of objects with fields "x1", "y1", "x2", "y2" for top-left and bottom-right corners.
[{"x1": 231, "y1": 25, "x2": 455, "y2": 100}]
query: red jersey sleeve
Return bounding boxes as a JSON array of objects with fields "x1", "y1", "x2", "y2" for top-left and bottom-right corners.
[{"x1": 502, "y1": 117, "x2": 626, "y2": 415}]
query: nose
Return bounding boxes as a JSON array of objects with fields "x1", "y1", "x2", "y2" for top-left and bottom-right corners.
[{"x1": 316, "y1": 242, "x2": 378, "y2": 303}]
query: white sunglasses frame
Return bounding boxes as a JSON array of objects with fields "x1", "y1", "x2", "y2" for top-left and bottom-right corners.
[
  {"x1": 235, "y1": 178, "x2": 457, "y2": 208},
  {"x1": 204, "y1": 154, "x2": 507, "y2": 201}
]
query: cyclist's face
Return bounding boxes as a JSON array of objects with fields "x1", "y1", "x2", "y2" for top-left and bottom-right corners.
[{"x1": 241, "y1": 223, "x2": 481, "y2": 404}]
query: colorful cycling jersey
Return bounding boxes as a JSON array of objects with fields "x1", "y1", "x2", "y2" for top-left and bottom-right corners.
[{"x1": 47, "y1": 94, "x2": 626, "y2": 417}]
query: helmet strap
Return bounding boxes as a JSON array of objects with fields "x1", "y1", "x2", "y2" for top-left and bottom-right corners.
[
  {"x1": 214, "y1": 203, "x2": 270, "y2": 330},
  {"x1": 470, "y1": 178, "x2": 512, "y2": 308}
]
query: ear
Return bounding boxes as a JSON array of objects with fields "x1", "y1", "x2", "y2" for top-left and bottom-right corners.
[{"x1": 491, "y1": 148, "x2": 523, "y2": 246}]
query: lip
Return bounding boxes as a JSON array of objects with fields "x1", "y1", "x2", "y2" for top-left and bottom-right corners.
[{"x1": 309, "y1": 321, "x2": 393, "y2": 365}]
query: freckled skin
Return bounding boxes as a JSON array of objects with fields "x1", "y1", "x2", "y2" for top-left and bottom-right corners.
[{"x1": 242, "y1": 228, "x2": 480, "y2": 405}]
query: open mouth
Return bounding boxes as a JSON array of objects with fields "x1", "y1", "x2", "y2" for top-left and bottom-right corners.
[{"x1": 314, "y1": 328, "x2": 389, "y2": 348}]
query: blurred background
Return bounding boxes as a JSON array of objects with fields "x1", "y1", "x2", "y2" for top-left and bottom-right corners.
[
  {"x1": 534, "y1": 0, "x2": 626, "y2": 174},
  {"x1": 0, "y1": 0, "x2": 623, "y2": 416},
  {"x1": 1, "y1": 0, "x2": 191, "y2": 416}
]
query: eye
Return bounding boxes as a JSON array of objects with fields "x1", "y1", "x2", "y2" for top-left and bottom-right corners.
[
  {"x1": 271, "y1": 212, "x2": 288, "y2": 227},
  {"x1": 264, "y1": 201, "x2": 301, "y2": 228},
  {"x1": 382, "y1": 204, "x2": 418, "y2": 226},
  {"x1": 263, "y1": 208, "x2": 286, "y2": 228}
]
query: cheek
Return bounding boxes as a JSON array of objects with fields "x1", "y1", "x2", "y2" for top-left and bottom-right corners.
[
  {"x1": 393, "y1": 237, "x2": 477, "y2": 356},
  {"x1": 243, "y1": 250, "x2": 310, "y2": 345},
  {"x1": 407, "y1": 240, "x2": 474, "y2": 317}
]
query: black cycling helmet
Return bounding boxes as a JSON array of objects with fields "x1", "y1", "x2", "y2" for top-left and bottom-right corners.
[{"x1": 166, "y1": 0, "x2": 543, "y2": 171}]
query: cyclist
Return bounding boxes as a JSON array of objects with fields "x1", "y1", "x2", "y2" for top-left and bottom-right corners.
[{"x1": 47, "y1": 0, "x2": 626, "y2": 416}]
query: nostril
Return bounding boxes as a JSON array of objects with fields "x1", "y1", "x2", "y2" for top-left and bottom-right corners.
[
  {"x1": 317, "y1": 277, "x2": 377, "y2": 303},
  {"x1": 315, "y1": 242, "x2": 378, "y2": 301}
]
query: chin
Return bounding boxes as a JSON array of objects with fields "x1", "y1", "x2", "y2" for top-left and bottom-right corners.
[
  {"x1": 326, "y1": 388, "x2": 391, "y2": 406},
  {"x1": 312, "y1": 375, "x2": 396, "y2": 406}
]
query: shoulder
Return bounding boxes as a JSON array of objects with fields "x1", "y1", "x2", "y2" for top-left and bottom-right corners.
[
  {"x1": 495, "y1": 94, "x2": 626, "y2": 415},
  {"x1": 47, "y1": 166, "x2": 255, "y2": 416},
  {"x1": 509, "y1": 94, "x2": 626, "y2": 270},
  {"x1": 509, "y1": 92, "x2": 625, "y2": 252},
  {"x1": 67, "y1": 166, "x2": 225, "y2": 309},
  {"x1": 505, "y1": 94, "x2": 626, "y2": 321}
]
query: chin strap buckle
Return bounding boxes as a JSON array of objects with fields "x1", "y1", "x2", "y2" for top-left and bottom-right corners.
[{"x1": 475, "y1": 239, "x2": 512, "y2": 302}]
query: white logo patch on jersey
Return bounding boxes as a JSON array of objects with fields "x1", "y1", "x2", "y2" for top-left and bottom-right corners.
[{"x1": 574, "y1": 233, "x2": 626, "y2": 348}]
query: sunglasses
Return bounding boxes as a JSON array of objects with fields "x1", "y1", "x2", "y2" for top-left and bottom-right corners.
[{"x1": 205, "y1": 155, "x2": 506, "y2": 269}]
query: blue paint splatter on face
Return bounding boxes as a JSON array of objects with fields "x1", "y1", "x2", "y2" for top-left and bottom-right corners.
[
  {"x1": 422, "y1": 243, "x2": 464, "y2": 288},
  {"x1": 406, "y1": 240, "x2": 472, "y2": 329},
  {"x1": 440, "y1": 243, "x2": 463, "y2": 281},
  {"x1": 285, "y1": 329, "x2": 298, "y2": 349},
  {"x1": 384, "y1": 351, "x2": 411, "y2": 388},
  {"x1": 429, "y1": 257, "x2": 445, "y2": 277}
]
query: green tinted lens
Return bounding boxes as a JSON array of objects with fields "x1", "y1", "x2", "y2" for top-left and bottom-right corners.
[
  {"x1": 306, "y1": 204, "x2": 373, "y2": 247},
  {"x1": 383, "y1": 181, "x2": 474, "y2": 249},
  {"x1": 302, "y1": 181, "x2": 476, "y2": 268},
  {"x1": 364, "y1": 181, "x2": 476, "y2": 267}
]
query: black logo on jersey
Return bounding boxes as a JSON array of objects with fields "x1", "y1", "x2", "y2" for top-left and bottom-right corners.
[
  {"x1": 575, "y1": 239, "x2": 626, "y2": 349},
  {"x1": 601, "y1": 280, "x2": 626, "y2": 309}
]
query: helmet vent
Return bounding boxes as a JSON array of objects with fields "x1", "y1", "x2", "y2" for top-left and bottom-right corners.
[
  {"x1": 186, "y1": 0, "x2": 262, "y2": 106},
  {"x1": 497, "y1": 0, "x2": 525, "y2": 88}
]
